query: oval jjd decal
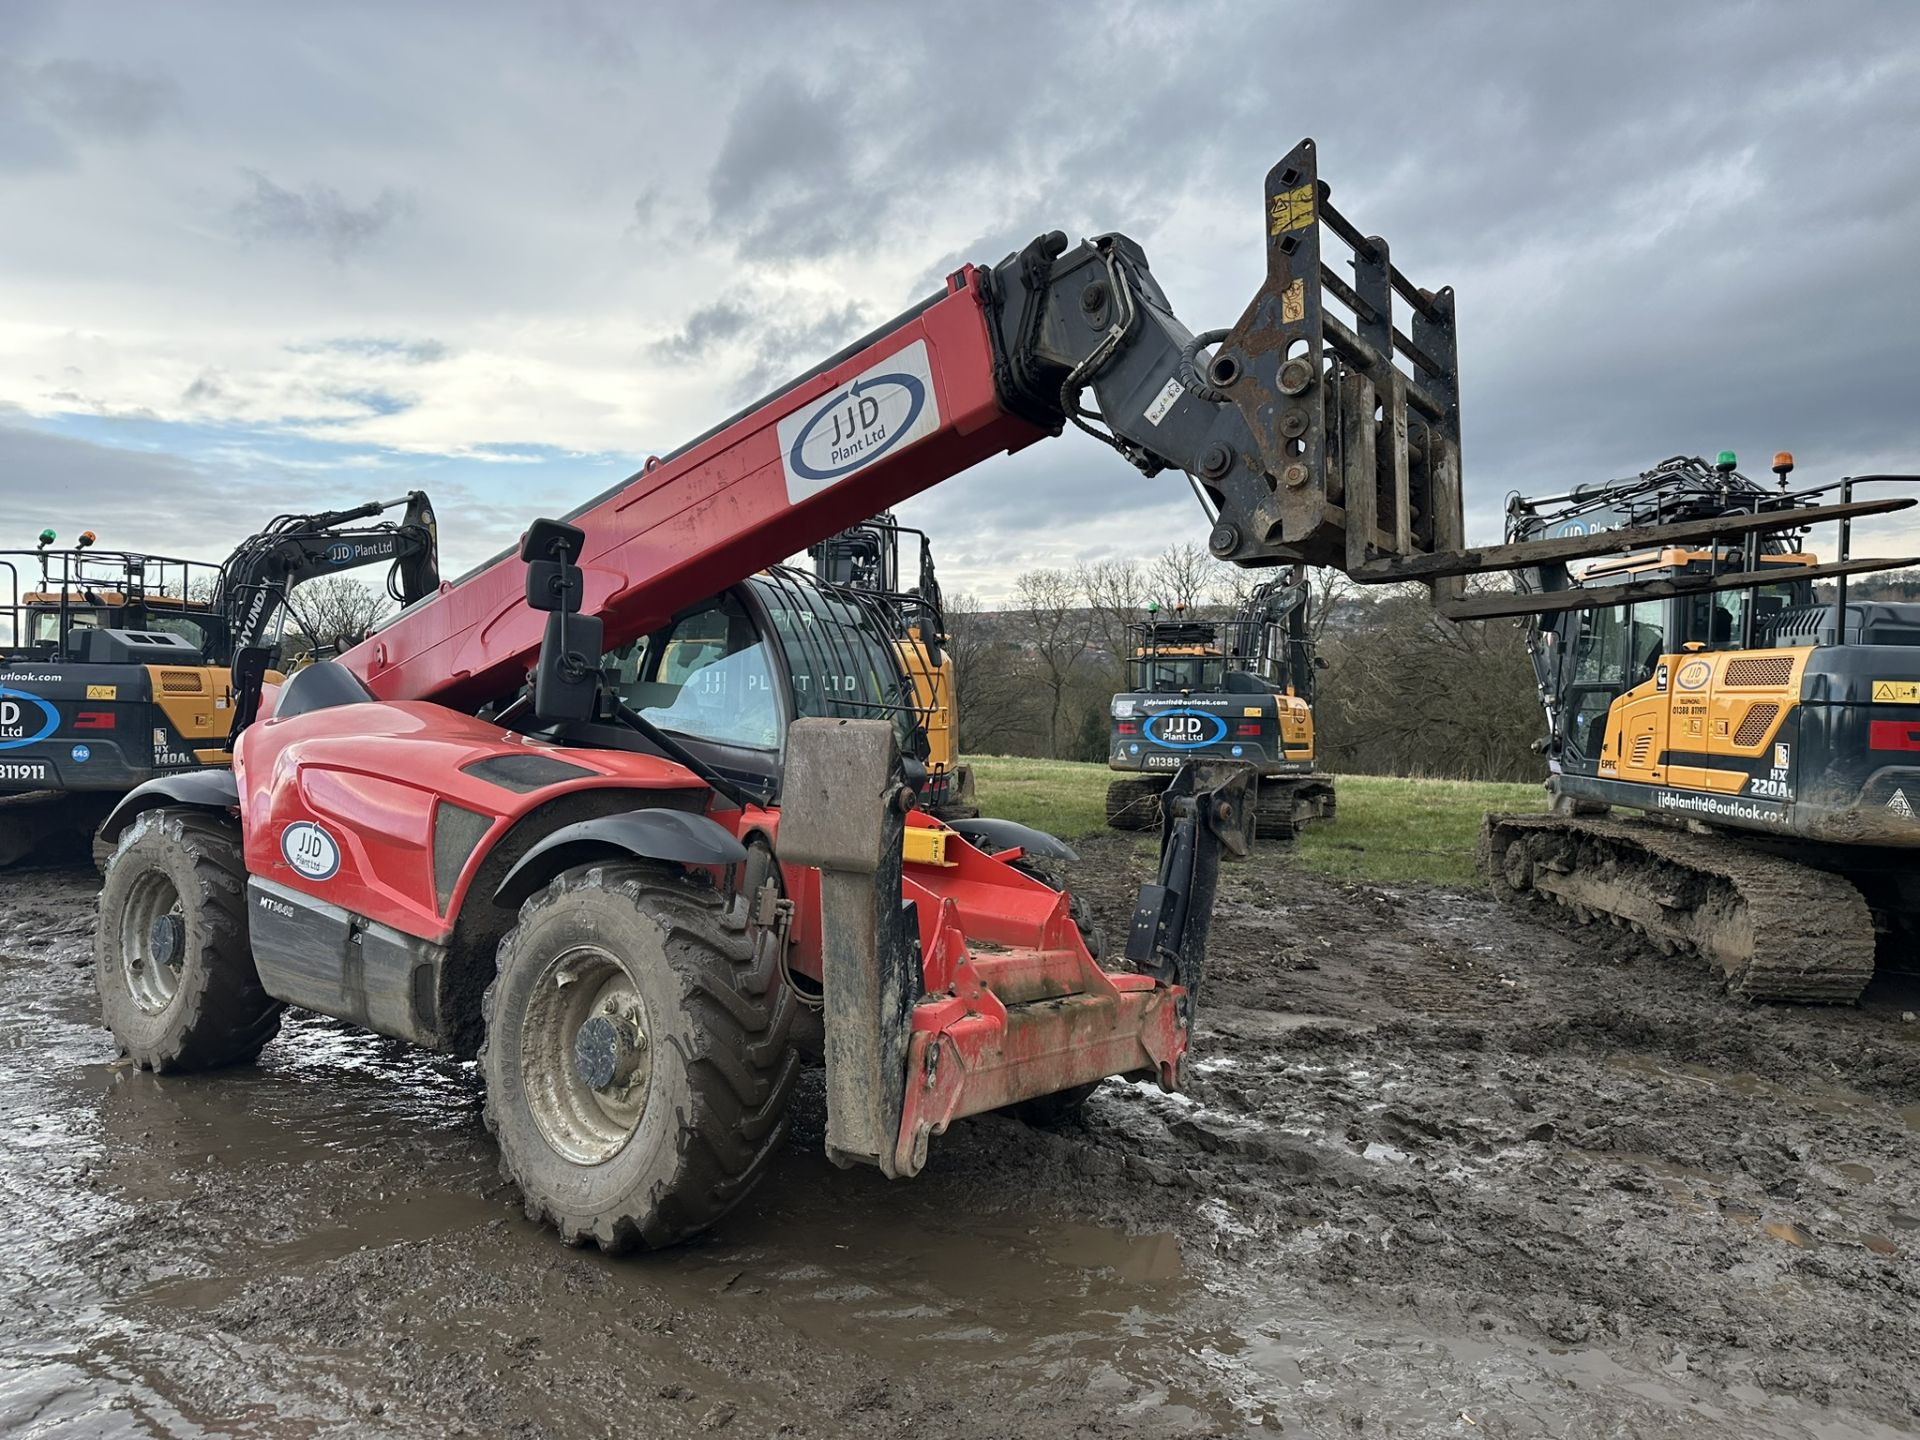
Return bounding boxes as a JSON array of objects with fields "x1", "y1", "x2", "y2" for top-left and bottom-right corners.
[
  {"x1": 1675, "y1": 660, "x2": 1713, "y2": 691},
  {"x1": 1145, "y1": 708, "x2": 1229, "y2": 750},
  {"x1": 281, "y1": 820, "x2": 342, "y2": 881},
  {"x1": 777, "y1": 339, "x2": 942, "y2": 502},
  {"x1": 0, "y1": 686, "x2": 59, "y2": 751}
]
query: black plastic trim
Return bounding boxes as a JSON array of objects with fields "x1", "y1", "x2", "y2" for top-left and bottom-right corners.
[
  {"x1": 941, "y1": 816, "x2": 1078, "y2": 862},
  {"x1": 100, "y1": 769, "x2": 240, "y2": 841},
  {"x1": 493, "y1": 808, "x2": 748, "y2": 907}
]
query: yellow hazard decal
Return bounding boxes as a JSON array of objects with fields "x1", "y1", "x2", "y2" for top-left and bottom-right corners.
[
  {"x1": 1872, "y1": 680, "x2": 1920, "y2": 703},
  {"x1": 1242, "y1": 706, "x2": 1263, "y2": 717},
  {"x1": 86, "y1": 684, "x2": 117, "y2": 700},
  {"x1": 1268, "y1": 183, "x2": 1316, "y2": 236},
  {"x1": 1280, "y1": 277, "x2": 1306, "y2": 324}
]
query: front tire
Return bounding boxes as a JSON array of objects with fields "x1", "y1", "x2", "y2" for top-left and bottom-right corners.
[
  {"x1": 94, "y1": 808, "x2": 284, "y2": 1072},
  {"x1": 481, "y1": 864, "x2": 801, "y2": 1251}
]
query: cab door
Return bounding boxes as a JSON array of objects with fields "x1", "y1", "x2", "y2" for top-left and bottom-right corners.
[{"x1": 1560, "y1": 604, "x2": 1629, "y2": 777}]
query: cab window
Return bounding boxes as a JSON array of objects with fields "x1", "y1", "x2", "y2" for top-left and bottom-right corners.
[
  {"x1": 1572, "y1": 605, "x2": 1629, "y2": 685},
  {"x1": 1627, "y1": 600, "x2": 1666, "y2": 687},
  {"x1": 603, "y1": 595, "x2": 780, "y2": 751}
]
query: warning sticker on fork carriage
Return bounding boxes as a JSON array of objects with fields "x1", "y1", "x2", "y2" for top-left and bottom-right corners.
[{"x1": 778, "y1": 339, "x2": 941, "y2": 502}]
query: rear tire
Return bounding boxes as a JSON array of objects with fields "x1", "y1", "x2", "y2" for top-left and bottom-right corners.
[
  {"x1": 94, "y1": 807, "x2": 283, "y2": 1072},
  {"x1": 1105, "y1": 777, "x2": 1167, "y2": 831},
  {"x1": 481, "y1": 863, "x2": 801, "y2": 1251}
]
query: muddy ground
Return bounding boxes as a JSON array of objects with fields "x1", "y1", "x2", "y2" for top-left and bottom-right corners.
[{"x1": 1, "y1": 839, "x2": 1916, "y2": 1440}]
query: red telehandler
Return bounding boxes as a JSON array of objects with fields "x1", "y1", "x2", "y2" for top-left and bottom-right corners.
[{"x1": 92, "y1": 140, "x2": 1609, "y2": 1250}]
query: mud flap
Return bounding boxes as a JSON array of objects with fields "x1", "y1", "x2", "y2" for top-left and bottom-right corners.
[
  {"x1": 1125, "y1": 761, "x2": 1254, "y2": 1031},
  {"x1": 777, "y1": 718, "x2": 919, "y2": 1178}
]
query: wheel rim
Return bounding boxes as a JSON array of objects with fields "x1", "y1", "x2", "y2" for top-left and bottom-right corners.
[
  {"x1": 121, "y1": 869, "x2": 187, "y2": 1014},
  {"x1": 519, "y1": 944, "x2": 653, "y2": 1166}
]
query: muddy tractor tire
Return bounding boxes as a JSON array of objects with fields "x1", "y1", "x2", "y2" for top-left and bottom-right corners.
[
  {"x1": 1001, "y1": 859, "x2": 1104, "y2": 1127},
  {"x1": 481, "y1": 863, "x2": 801, "y2": 1252},
  {"x1": 94, "y1": 807, "x2": 284, "y2": 1072},
  {"x1": 1105, "y1": 776, "x2": 1168, "y2": 832}
]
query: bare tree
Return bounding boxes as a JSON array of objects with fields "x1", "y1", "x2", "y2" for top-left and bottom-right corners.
[
  {"x1": 944, "y1": 591, "x2": 1039, "y2": 754},
  {"x1": 1013, "y1": 568, "x2": 1094, "y2": 758},
  {"x1": 1079, "y1": 557, "x2": 1149, "y2": 691},
  {"x1": 1147, "y1": 541, "x2": 1214, "y2": 612},
  {"x1": 282, "y1": 576, "x2": 395, "y2": 655}
]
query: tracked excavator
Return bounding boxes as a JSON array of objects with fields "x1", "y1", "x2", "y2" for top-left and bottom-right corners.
[
  {"x1": 1480, "y1": 453, "x2": 1920, "y2": 1001},
  {"x1": 0, "y1": 495, "x2": 438, "y2": 865},
  {"x1": 93, "y1": 139, "x2": 1828, "y2": 1251},
  {"x1": 807, "y1": 512, "x2": 977, "y2": 820},
  {"x1": 1105, "y1": 569, "x2": 1335, "y2": 838}
]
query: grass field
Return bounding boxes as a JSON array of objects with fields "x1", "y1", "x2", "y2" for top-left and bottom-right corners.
[{"x1": 968, "y1": 755, "x2": 1547, "y2": 888}]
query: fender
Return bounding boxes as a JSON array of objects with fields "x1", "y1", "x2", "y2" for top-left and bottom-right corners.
[
  {"x1": 494, "y1": 808, "x2": 748, "y2": 907},
  {"x1": 100, "y1": 769, "x2": 241, "y2": 842},
  {"x1": 940, "y1": 815, "x2": 1077, "y2": 862}
]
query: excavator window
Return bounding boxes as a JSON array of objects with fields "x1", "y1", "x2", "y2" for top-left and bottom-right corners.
[
  {"x1": 1629, "y1": 600, "x2": 1666, "y2": 686},
  {"x1": 1138, "y1": 657, "x2": 1227, "y2": 693}
]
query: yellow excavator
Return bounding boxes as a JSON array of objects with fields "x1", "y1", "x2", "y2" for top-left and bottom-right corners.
[
  {"x1": 1479, "y1": 452, "x2": 1920, "y2": 1001},
  {"x1": 808, "y1": 512, "x2": 977, "y2": 820}
]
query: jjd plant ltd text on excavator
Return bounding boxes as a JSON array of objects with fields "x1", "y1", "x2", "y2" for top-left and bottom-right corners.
[
  {"x1": 89, "y1": 140, "x2": 1833, "y2": 1251},
  {"x1": 0, "y1": 495, "x2": 438, "y2": 866},
  {"x1": 1104, "y1": 569, "x2": 1335, "y2": 839},
  {"x1": 1479, "y1": 452, "x2": 1920, "y2": 1002}
]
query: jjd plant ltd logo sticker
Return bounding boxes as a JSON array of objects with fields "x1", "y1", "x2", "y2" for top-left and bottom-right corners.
[
  {"x1": 0, "y1": 687, "x2": 59, "y2": 751},
  {"x1": 281, "y1": 820, "x2": 342, "y2": 881}
]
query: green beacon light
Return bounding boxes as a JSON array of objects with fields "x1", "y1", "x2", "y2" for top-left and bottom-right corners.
[
  {"x1": 37, "y1": 528, "x2": 56, "y2": 548},
  {"x1": 1146, "y1": 601, "x2": 1159, "y2": 614},
  {"x1": 1715, "y1": 450, "x2": 1738, "y2": 473}
]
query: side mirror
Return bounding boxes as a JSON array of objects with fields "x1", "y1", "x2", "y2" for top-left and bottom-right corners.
[
  {"x1": 1313, "y1": 654, "x2": 1328, "y2": 670},
  {"x1": 532, "y1": 612, "x2": 603, "y2": 724},
  {"x1": 522, "y1": 518, "x2": 586, "y2": 614},
  {"x1": 521, "y1": 518, "x2": 600, "y2": 724}
]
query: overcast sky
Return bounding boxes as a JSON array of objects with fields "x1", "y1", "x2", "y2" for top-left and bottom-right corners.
[{"x1": 3, "y1": 1, "x2": 1918, "y2": 603}]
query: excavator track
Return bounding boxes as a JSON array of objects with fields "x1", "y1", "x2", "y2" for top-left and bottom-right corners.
[
  {"x1": 1255, "y1": 776, "x2": 1337, "y2": 842},
  {"x1": 0, "y1": 790, "x2": 114, "y2": 871},
  {"x1": 1481, "y1": 811, "x2": 1877, "y2": 1003}
]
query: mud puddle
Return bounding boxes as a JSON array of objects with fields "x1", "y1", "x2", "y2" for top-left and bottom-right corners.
[{"x1": 4, "y1": 850, "x2": 1920, "y2": 1438}]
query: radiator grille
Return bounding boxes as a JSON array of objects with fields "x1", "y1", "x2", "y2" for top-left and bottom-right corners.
[
  {"x1": 1629, "y1": 733, "x2": 1654, "y2": 767},
  {"x1": 1723, "y1": 655, "x2": 1794, "y2": 688},
  {"x1": 1732, "y1": 703, "x2": 1781, "y2": 747},
  {"x1": 158, "y1": 668, "x2": 207, "y2": 694}
]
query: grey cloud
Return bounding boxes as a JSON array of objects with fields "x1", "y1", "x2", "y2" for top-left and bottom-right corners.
[
  {"x1": 230, "y1": 169, "x2": 413, "y2": 263},
  {"x1": 31, "y1": 57, "x2": 177, "y2": 140},
  {"x1": 297, "y1": 337, "x2": 449, "y2": 365},
  {"x1": 0, "y1": 55, "x2": 176, "y2": 171},
  {"x1": 180, "y1": 369, "x2": 224, "y2": 405},
  {"x1": 653, "y1": 300, "x2": 754, "y2": 362},
  {"x1": 650, "y1": 291, "x2": 872, "y2": 404}
]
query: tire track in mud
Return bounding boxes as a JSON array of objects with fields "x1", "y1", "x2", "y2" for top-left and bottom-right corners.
[{"x1": 2, "y1": 851, "x2": 1918, "y2": 1438}]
